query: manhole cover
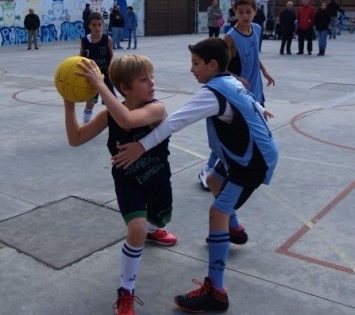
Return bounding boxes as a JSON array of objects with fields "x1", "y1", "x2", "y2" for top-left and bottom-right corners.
[
  {"x1": 0, "y1": 196, "x2": 126, "y2": 269},
  {"x1": 312, "y1": 83, "x2": 355, "y2": 93}
]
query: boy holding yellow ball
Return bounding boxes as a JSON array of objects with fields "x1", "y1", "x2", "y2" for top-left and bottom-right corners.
[{"x1": 64, "y1": 54, "x2": 177, "y2": 315}]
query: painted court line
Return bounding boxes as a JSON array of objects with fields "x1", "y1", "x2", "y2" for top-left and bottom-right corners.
[{"x1": 276, "y1": 181, "x2": 355, "y2": 274}]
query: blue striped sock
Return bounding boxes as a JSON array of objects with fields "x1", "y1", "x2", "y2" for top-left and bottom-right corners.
[
  {"x1": 229, "y1": 212, "x2": 240, "y2": 229},
  {"x1": 208, "y1": 231, "x2": 230, "y2": 289}
]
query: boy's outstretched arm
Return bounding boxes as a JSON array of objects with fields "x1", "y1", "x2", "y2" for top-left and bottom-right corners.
[
  {"x1": 113, "y1": 142, "x2": 145, "y2": 168},
  {"x1": 112, "y1": 88, "x2": 221, "y2": 168}
]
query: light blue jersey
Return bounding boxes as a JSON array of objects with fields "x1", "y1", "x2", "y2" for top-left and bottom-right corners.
[
  {"x1": 205, "y1": 74, "x2": 278, "y2": 186},
  {"x1": 227, "y1": 23, "x2": 264, "y2": 104}
]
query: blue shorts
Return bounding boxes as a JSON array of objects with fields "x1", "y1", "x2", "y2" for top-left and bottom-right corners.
[{"x1": 211, "y1": 161, "x2": 257, "y2": 215}]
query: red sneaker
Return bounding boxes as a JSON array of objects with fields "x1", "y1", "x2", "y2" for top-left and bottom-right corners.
[
  {"x1": 113, "y1": 288, "x2": 143, "y2": 315},
  {"x1": 229, "y1": 225, "x2": 248, "y2": 245},
  {"x1": 146, "y1": 229, "x2": 177, "y2": 246}
]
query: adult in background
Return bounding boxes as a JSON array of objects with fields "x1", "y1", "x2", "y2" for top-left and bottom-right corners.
[
  {"x1": 296, "y1": 0, "x2": 316, "y2": 55},
  {"x1": 82, "y1": 3, "x2": 91, "y2": 35},
  {"x1": 327, "y1": 0, "x2": 344, "y2": 39},
  {"x1": 279, "y1": 1, "x2": 296, "y2": 55},
  {"x1": 126, "y1": 6, "x2": 138, "y2": 49},
  {"x1": 253, "y1": 3, "x2": 266, "y2": 51},
  {"x1": 110, "y1": 4, "x2": 125, "y2": 49},
  {"x1": 227, "y1": 1, "x2": 238, "y2": 29},
  {"x1": 315, "y1": 2, "x2": 331, "y2": 56},
  {"x1": 24, "y1": 8, "x2": 40, "y2": 50},
  {"x1": 207, "y1": 0, "x2": 223, "y2": 38}
]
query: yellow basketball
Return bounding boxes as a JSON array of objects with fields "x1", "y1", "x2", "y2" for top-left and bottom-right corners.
[{"x1": 54, "y1": 56, "x2": 100, "y2": 103}]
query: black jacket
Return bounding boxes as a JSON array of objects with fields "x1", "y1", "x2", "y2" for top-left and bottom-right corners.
[
  {"x1": 24, "y1": 13, "x2": 40, "y2": 30},
  {"x1": 253, "y1": 8, "x2": 266, "y2": 28},
  {"x1": 327, "y1": 2, "x2": 343, "y2": 17},
  {"x1": 315, "y1": 9, "x2": 331, "y2": 31},
  {"x1": 280, "y1": 8, "x2": 296, "y2": 34},
  {"x1": 109, "y1": 9, "x2": 125, "y2": 27},
  {"x1": 82, "y1": 8, "x2": 91, "y2": 26}
]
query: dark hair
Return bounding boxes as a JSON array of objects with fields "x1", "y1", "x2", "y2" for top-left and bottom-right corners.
[
  {"x1": 88, "y1": 12, "x2": 104, "y2": 23},
  {"x1": 188, "y1": 38, "x2": 230, "y2": 72},
  {"x1": 127, "y1": 6, "x2": 133, "y2": 10},
  {"x1": 234, "y1": 0, "x2": 257, "y2": 10}
]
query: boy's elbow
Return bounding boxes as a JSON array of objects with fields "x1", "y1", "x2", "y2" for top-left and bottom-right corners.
[{"x1": 67, "y1": 138, "x2": 81, "y2": 147}]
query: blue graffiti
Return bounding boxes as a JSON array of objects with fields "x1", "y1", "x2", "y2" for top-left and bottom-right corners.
[
  {"x1": 0, "y1": 26, "x2": 27, "y2": 46},
  {"x1": 40, "y1": 24, "x2": 57, "y2": 42},
  {"x1": 60, "y1": 21, "x2": 84, "y2": 41}
]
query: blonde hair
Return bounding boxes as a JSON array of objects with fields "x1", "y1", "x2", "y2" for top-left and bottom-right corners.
[{"x1": 109, "y1": 55, "x2": 154, "y2": 96}]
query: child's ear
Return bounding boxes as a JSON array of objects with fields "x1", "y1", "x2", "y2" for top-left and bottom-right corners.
[
  {"x1": 209, "y1": 59, "x2": 219, "y2": 71},
  {"x1": 119, "y1": 83, "x2": 129, "y2": 95}
]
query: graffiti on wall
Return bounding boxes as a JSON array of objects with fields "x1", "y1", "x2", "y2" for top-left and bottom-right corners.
[{"x1": 0, "y1": 0, "x2": 144, "y2": 47}]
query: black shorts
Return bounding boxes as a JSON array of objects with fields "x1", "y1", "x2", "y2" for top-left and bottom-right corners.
[{"x1": 114, "y1": 171, "x2": 172, "y2": 227}]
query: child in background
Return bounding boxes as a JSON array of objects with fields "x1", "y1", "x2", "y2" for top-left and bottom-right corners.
[
  {"x1": 80, "y1": 12, "x2": 115, "y2": 123},
  {"x1": 107, "y1": 37, "x2": 278, "y2": 313},
  {"x1": 64, "y1": 54, "x2": 177, "y2": 315}
]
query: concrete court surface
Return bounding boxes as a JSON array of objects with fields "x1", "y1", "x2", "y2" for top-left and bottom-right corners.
[{"x1": 0, "y1": 33, "x2": 354, "y2": 315}]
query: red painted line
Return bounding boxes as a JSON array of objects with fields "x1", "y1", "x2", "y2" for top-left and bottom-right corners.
[
  {"x1": 276, "y1": 181, "x2": 355, "y2": 274},
  {"x1": 312, "y1": 181, "x2": 355, "y2": 224},
  {"x1": 277, "y1": 249, "x2": 354, "y2": 274},
  {"x1": 290, "y1": 106, "x2": 355, "y2": 151},
  {"x1": 12, "y1": 86, "x2": 61, "y2": 106}
]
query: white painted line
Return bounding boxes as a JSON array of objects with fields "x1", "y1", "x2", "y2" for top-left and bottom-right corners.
[{"x1": 170, "y1": 144, "x2": 207, "y2": 160}]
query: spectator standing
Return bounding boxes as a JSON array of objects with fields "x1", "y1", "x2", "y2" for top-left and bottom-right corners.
[
  {"x1": 110, "y1": 4, "x2": 125, "y2": 49},
  {"x1": 296, "y1": 0, "x2": 316, "y2": 55},
  {"x1": 279, "y1": 1, "x2": 296, "y2": 55},
  {"x1": 207, "y1": 0, "x2": 223, "y2": 38},
  {"x1": 315, "y1": 2, "x2": 331, "y2": 56},
  {"x1": 24, "y1": 9, "x2": 40, "y2": 50},
  {"x1": 253, "y1": 4, "x2": 266, "y2": 51},
  {"x1": 265, "y1": 14, "x2": 275, "y2": 37},
  {"x1": 126, "y1": 6, "x2": 138, "y2": 49},
  {"x1": 227, "y1": 1, "x2": 238, "y2": 28},
  {"x1": 82, "y1": 3, "x2": 91, "y2": 35},
  {"x1": 327, "y1": 0, "x2": 344, "y2": 39}
]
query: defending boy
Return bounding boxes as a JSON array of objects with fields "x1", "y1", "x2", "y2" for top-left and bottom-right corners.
[
  {"x1": 104, "y1": 38, "x2": 278, "y2": 313},
  {"x1": 65, "y1": 54, "x2": 177, "y2": 315}
]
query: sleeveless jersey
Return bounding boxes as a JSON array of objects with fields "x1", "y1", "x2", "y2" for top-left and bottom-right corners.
[
  {"x1": 205, "y1": 74, "x2": 278, "y2": 186},
  {"x1": 81, "y1": 34, "x2": 111, "y2": 74},
  {"x1": 107, "y1": 102, "x2": 171, "y2": 185},
  {"x1": 226, "y1": 23, "x2": 263, "y2": 103}
]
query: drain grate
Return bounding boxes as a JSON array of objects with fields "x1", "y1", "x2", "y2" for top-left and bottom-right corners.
[
  {"x1": 312, "y1": 83, "x2": 355, "y2": 93},
  {"x1": 0, "y1": 196, "x2": 126, "y2": 269}
]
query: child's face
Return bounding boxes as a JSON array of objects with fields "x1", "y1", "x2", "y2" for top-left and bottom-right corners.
[
  {"x1": 88, "y1": 19, "x2": 104, "y2": 37},
  {"x1": 236, "y1": 4, "x2": 256, "y2": 26},
  {"x1": 126, "y1": 70, "x2": 155, "y2": 102},
  {"x1": 190, "y1": 53, "x2": 217, "y2": 84}
]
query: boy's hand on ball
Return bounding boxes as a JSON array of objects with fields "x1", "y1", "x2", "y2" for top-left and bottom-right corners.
[
  {"x1": 76, "y1": 59, "x2": 104, "y2": 88},
  {"x1": 111, "y1": 142, "x2": 145, "y2": 169}
]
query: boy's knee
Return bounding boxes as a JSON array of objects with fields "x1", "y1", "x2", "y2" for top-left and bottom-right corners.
[{"x1": 127, "y1": 218, "x2": 147, "y2": 244}]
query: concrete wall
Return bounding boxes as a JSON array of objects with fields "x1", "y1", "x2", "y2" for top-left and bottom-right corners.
[{"x1": 0, "y1": 0, "x2": 144, "y2": 47}]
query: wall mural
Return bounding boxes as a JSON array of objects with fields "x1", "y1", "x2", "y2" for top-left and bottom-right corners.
[{"x1": 0, "y1": 0, "x2": 144, "y2": 46}]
